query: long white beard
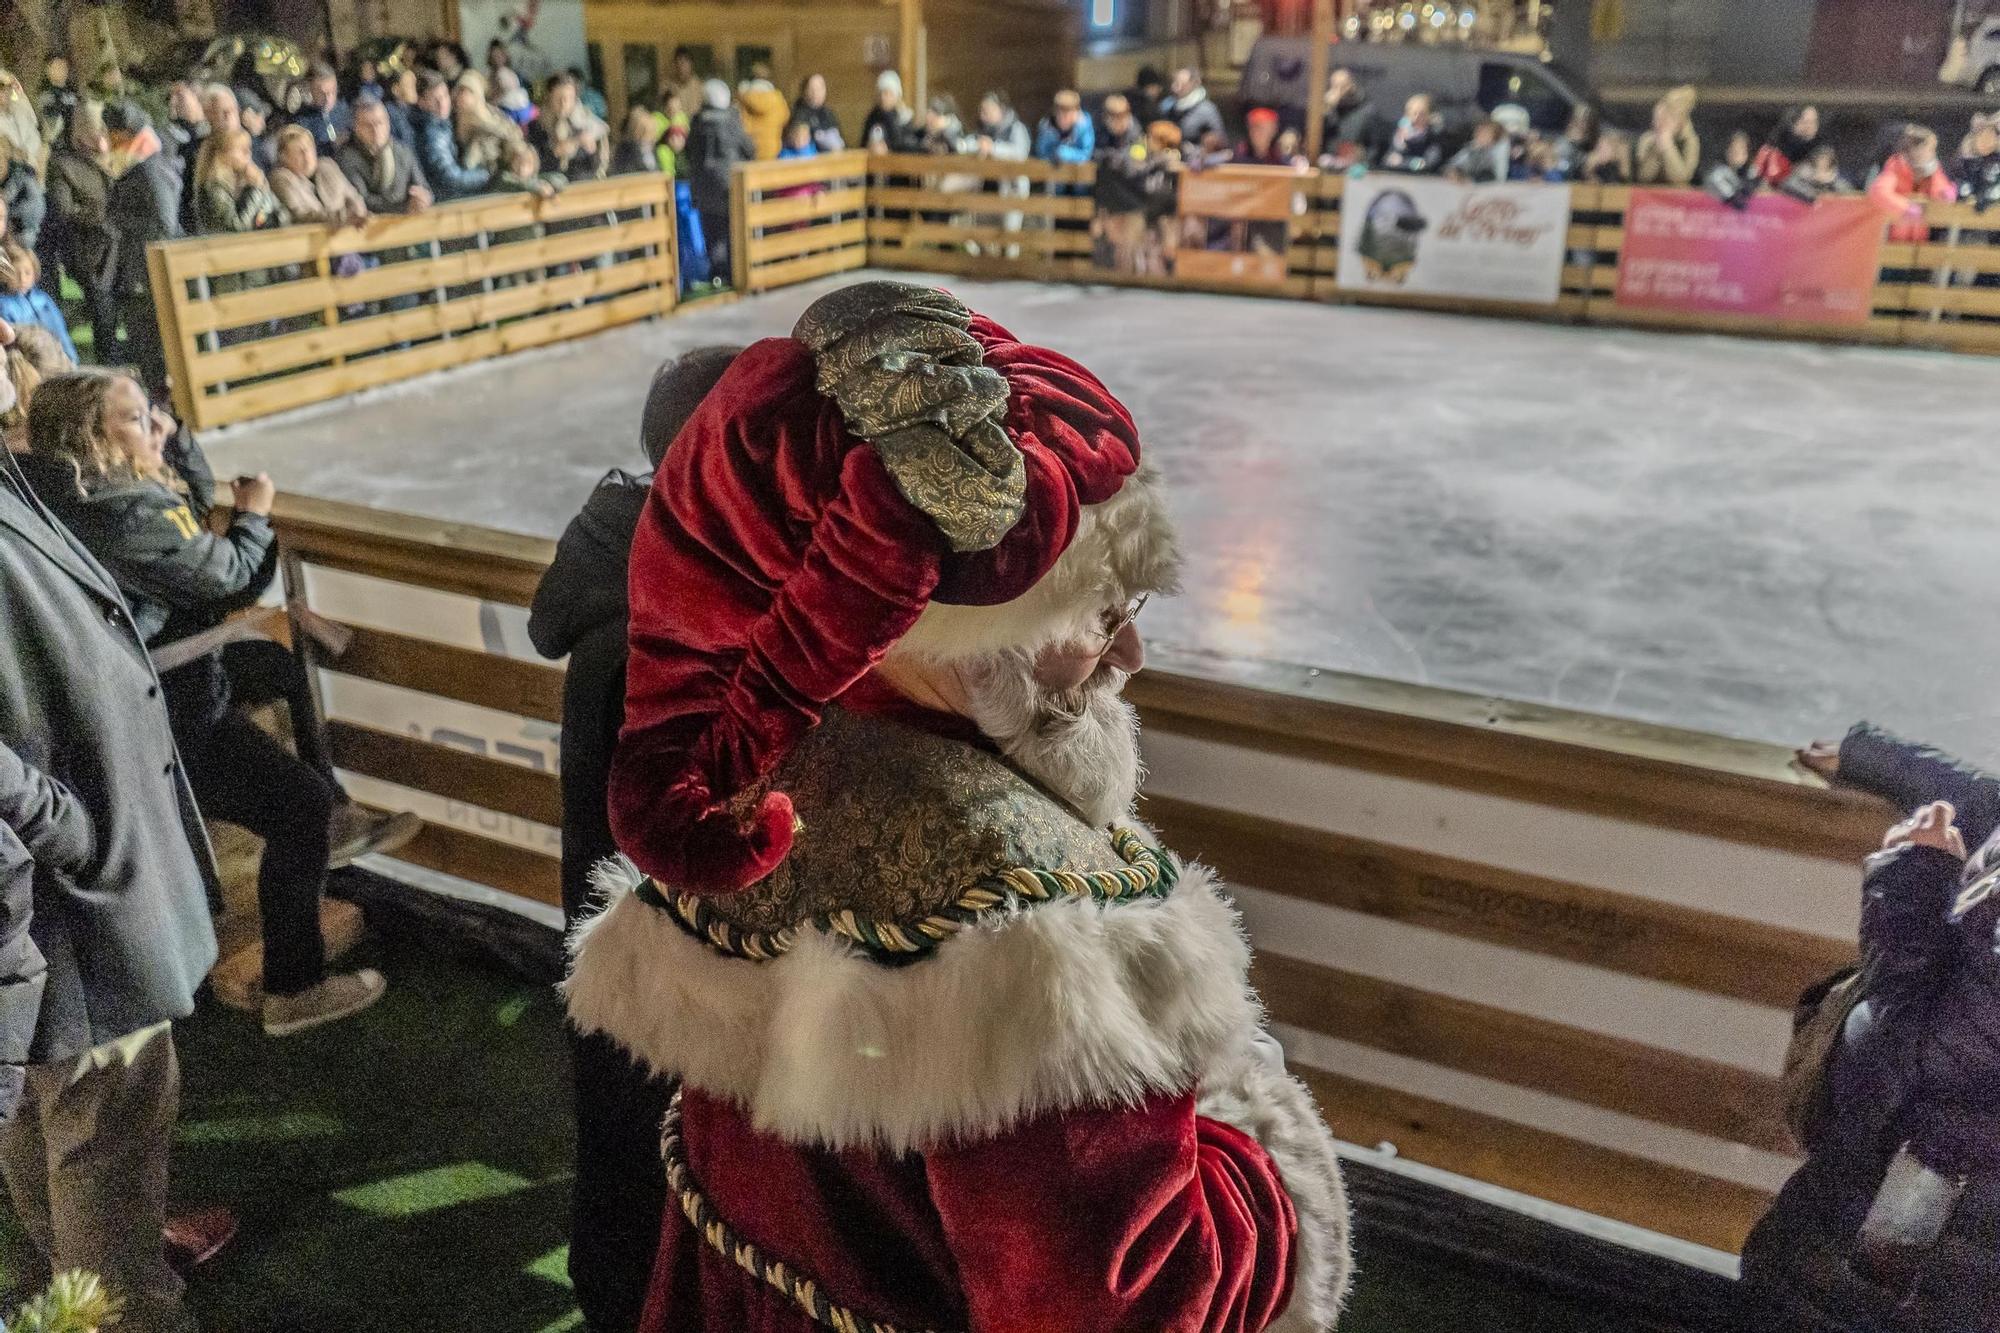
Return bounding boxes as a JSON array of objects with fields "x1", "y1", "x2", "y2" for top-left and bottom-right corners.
[{"x1": 963, "y1": 651, "x2": 1143, "y2": 828}]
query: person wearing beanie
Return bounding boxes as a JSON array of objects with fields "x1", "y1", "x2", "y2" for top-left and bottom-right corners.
[
  {"x1": 684, "y1": 83, "x2": 754, "y2": 282},
  {"x1": 529, "y1": 345, "x2": 743, "y2": 1333},
  {"x1": 863, "y1": 68, "x2": 918, "y2": 153},
  {"x1": 1235, "y1": 105, "x2": 1289, "y2": 166},
  {"x1": 566, "y1": 280, "x2": 1352, "y2": 1333}
]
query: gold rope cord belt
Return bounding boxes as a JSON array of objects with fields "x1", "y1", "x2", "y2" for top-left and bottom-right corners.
[
  {"x1": 663, "y1": 1088, "x2": 960, "y2": 1333},
  {"x1": 634, "y1": 827, "x2": 1179, "y2": 963}
]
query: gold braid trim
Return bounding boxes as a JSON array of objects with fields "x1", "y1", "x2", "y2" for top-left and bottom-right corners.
[
  {"x1": 638, "y1": 828, "x2": 1177, "y2": 963},
  {"x1": 663, "y1": 1088, "x2": 959, "y2": 1333}
]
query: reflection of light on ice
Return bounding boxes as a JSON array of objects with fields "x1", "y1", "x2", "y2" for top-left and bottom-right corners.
[{"x1": 1218, "y1": 555, "x2": 1271, "y2": 656}]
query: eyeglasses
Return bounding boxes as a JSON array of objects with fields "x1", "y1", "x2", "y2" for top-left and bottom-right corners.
[{"x1": 1087, "y1": 594, "x2": 1148, "y2": 649}]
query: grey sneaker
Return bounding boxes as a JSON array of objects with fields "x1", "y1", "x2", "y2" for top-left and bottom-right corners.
[
  {"x1": 263, "y1": 969, "x2": 388, "y2": 1037},
  {"x1": 328, "y1": 805, "x2": 423, "y2": 870}
]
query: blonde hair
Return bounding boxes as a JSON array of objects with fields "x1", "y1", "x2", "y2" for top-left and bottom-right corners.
[
  {"x1": 196, "y1": 126, "x2": 261, "y2": 190},
  {"x1": 26, "y1": 368, "x2": 171, "y2": 494},
  {"x1": 0, "y1": 349, "x2": 41, "y2": 446},
  {"x1": 274, "y1": 122, "x2": 315, "y2": 163},
  {"x1": 11, "y1": 325, "x2": 74, "y2": 378},
  {"x1": 0, "y1": 239, "x2": 31, "y2": 294}
]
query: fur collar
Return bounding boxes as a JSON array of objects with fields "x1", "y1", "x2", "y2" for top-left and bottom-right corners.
[{"x1": 564, "y1": 857, "x2": 1261, "y2": 1154}]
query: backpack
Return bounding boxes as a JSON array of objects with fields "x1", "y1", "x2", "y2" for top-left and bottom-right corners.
[{"x1": 1782, "y1": 964, "x2": 1870, "y2": 1153}]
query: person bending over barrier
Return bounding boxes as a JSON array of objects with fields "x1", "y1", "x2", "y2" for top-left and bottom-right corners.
[
  {"x1": 15, "y1": 369, "x2": 403, "y2": 1036},
  {"x1": 566, "y1": 280, "x2": 1352, "y2": 1333},
  {"x1": 1742, "y1": 724, "x2": 2000, "y2": 1331}
]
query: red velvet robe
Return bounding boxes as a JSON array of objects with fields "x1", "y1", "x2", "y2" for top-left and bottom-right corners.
[{"x1": 641, "y1": 1086, "x2": 1298, "y2": 1333}]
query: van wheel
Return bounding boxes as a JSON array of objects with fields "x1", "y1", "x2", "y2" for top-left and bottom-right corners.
[{"x1": 1980, "y1": 66, "x2": 2000, "y2": 94}]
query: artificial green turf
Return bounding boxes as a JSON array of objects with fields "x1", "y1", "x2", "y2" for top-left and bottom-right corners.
[
  {"x1": 0, "y1": 925, "x2": 1643, "y2": 1333},
  {"x1": 1, "y1": 931, "x2": 582, "y2": 1333}
]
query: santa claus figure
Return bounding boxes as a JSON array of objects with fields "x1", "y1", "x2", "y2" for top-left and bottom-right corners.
[{"x1": 566, "y1": 280, "x2": 1351, "y2": 1332}]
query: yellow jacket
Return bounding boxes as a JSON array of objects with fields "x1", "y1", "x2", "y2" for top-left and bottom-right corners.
[{"x1": 738, "y1": 82, "x2": 790, "y2": 160}]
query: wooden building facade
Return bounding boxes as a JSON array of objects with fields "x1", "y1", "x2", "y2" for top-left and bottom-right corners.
[{"x1": 583, "y1": 0, "x2": 1082, "y2": 136}]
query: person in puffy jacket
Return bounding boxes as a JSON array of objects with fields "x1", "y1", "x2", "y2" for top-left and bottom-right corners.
[
  {"x1": 406, "y1": 73, "x2": 485, "y2": 202},
  {"x1": 1871, "y1": 126, "x2": 1957, "y2": 244},
  {"x1": 0, "y1": 243, "x2": 77, "y2": 364},
  {"x1": 1742, "y1": 723, "x2": 2000, "y2": 1332},
  {"x1": 15, "y1": 370, "x2": 397, "y2": 1039},
  {"x1": 736, "y1": 63, "x2": 789, "y2": 161},
  {"x1": 529, "y1": 345, "x2": 741, "y2": 1333},
  {"x1": 685, "y1": 81, "x2": 755, "y2": 280}
]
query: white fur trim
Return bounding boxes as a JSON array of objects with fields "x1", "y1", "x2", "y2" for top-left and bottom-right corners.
[
  {"x1": 564, "y1": 857, "x2": 1257, "y2": 1154},
  {"x1": 892, "y1": 463, "x2": 1181, "y2": 662},
  {"x1": 1199, "y1": 1035, "x2": 1354, "y2": 1331}
]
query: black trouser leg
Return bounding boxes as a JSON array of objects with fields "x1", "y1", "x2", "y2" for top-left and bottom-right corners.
[
  {"x1": 567, "y1": 1025, "x2": 669, "y2": 1333},
  {"x1": 120, "y1": 293, "x2": 168, "y2": 400},
  {"x1": 178, "y1": 709, "x2": 334, "y2": 996},
  {"x1": 698, "y1": 209, "x2": 730, "y2": 281},
  {"x1": 221, "y1": 639, "x2": 342, "y2": 793}
]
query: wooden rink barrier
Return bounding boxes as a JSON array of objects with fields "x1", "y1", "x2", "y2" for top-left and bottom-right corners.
[
  {"x1": 148, "y1": 174, "x2": 679, "y2": 432},
  {"x1": 151, "y1": 158, "x2": 2000, "y2": 435},
  {"x1": 268, "y1": 492, "x2": 1899, "y2": 1258}
]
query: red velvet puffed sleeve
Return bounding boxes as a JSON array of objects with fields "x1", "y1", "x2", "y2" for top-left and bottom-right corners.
[{"x1": 925, "y1": 1091, "x2": 1298, "y2": 1333}]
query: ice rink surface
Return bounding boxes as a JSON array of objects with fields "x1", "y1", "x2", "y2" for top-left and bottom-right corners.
[{"x1": 206, "y1": 272, "x2": 2000, "y2": 763}]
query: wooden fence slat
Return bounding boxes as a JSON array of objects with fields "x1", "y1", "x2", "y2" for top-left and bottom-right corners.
[
  {"x1": 745, "y1": 187, "x2": 870, "y2": 228},
  {"x1": 867, "y1": 186, "x2": 1097, "y2": 219},
  {"x1": 1253, "y1": 951, "x2": 1793, "y2": 1153},
  {"x1": 737, "y1": 150, "x2": 871, "y2": 193},
  {"x1": 370, "y1": 811, "x2": 562, "y2": 907},
  {"x1": 329, "y1": 719, "x2": 562, "y2": 825},
  {"x1": 745, "y1": 218, "x2": 871, "y2": 265},
  {"x1": 871, "y1": 152, "x2": 1093, "y2": 185},
  {"x1": 869, "y1": 219, "x2": 1093, "y2": 255},
  {"x1": 1294, "y1": 1065, "x2": 1770, "y2": 1253},
  {"x1": 1128, "y1": 668, "x2": 1892, "y2": 864},
  {"x1": 323, "y1": 623, "x2": 565, "y2": 722},
  {"x1": 198, "y1": 285, "x2": 670, "y2": 427},
  {"x1": 1143, "y1": 793, "x2": 1852, "y2": 1010},
  {"x1": 191, "y1": 256, "x2": 672, "y2": 386},
  {"x1": 275, "y1": 495, "x2": 554, "y2": 603},
  {"x1": 743, "y1": 245, "x2": 869, "y2": 293}
]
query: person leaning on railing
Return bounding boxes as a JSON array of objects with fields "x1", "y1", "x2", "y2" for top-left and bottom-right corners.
[
  {"x1": 1741, "y1": 725, "x2": 2000, "y2": 1331},
  {"x1": 1871, "y1": 125, "x2": 1957, "y2": 244},
  {"x1": 404, "y1": 73, "x2": 480, "y2": 203},
  {"x1": 530, "y1": 71, "x2": 609, "y2": 181},
  {"x1": 13, "y1": 369, "x2": 407, "y2": 1038},
  {"x1": 1635, "y1": 85, "x2": 1701, "y2": 186},
  {"x1": 336, "y1": 96, "x2": 431, "y2": 215}
]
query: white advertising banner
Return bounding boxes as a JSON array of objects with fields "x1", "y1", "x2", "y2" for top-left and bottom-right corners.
[{"x1": 1337, "y1": 175, "x2": 1571, "y2": 306}]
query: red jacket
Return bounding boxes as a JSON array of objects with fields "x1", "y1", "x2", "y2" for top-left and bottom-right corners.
[{"x1": 1870, "y1": 154, "x2": 1956, "y2": 242}]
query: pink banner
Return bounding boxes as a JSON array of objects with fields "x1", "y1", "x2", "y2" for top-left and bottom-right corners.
[{"x1": 1615, "y1": 190, "x2": 1886, "y2": 324}]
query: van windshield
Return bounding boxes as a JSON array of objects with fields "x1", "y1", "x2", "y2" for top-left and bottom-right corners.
[{"x1": 1477, "y1": 60, "x2": 1571, "y2": 131}]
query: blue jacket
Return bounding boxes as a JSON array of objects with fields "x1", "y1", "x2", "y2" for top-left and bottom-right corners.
[
  {"x1": 412, "y1": 108, "x2": 493, "y2": 201},
  {"x1": 0, "y1": 288, "x2": 77, "y2": 364},
  {"x1": 291, "y1": 100, "x2": 354, "y2": 154},
  {"x1": 386, "y1": 99, "x2": 416, "y2": 149},
  {"x1": 1033, "y1": 115, "x2": 1095, "y2": 166}
]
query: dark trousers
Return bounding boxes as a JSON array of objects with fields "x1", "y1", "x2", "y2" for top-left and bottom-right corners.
[
  {"x1": 557, "y1": 633, "x2": 667, "y2": 1331},
  {"x1": 119, "y1": 292, "x2": 168, "y2": 401},
  {"x1": 697, "y1": 209, "x2": 731, "y2": 283},
  {"x1": 176, "y1": 707, "x2": 334, "y2": 996},
  {"x1": 222, "y1": 639, "x2": 340, "y2": 791}
]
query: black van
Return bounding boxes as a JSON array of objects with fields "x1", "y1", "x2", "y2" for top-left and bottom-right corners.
[{"x1": 1240, "y1": 38, "x2": 1601, "y2": 138}]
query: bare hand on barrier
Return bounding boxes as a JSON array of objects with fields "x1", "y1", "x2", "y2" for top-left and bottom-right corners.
[
  {"x1": 1796, "y1": 740, "x2": 1841, "y2": 779},
  {"x1": 408, "y1": 184, "x2": 434, "y2": 213},
  {"x1": 1883, "y1": 800, "x2": 1968, "y2": 859},
  {"x1": 232, "y1": 473, "x2": 276, "y2": 517}
]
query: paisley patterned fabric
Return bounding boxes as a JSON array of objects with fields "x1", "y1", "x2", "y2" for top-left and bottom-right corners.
[
  {"x1": 700, "y1": 707, "x2": 1130, "y2": 936},
  {"x1": 793, "y1": 282, "x2": 1026, "y2": 554}
]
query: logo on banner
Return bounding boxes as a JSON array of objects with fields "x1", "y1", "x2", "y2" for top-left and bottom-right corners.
[{"x1": 1338, "y1": 175, "x2": 1571, "y2": 305}]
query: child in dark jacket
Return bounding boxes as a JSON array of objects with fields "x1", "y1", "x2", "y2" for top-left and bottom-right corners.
[
  {"x1": 1742, "y1": 723, "x2": 2000, "y2": 1332},
  {"x1": 527, "y1": 346, "x2": 742, "y2": 1333}
]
